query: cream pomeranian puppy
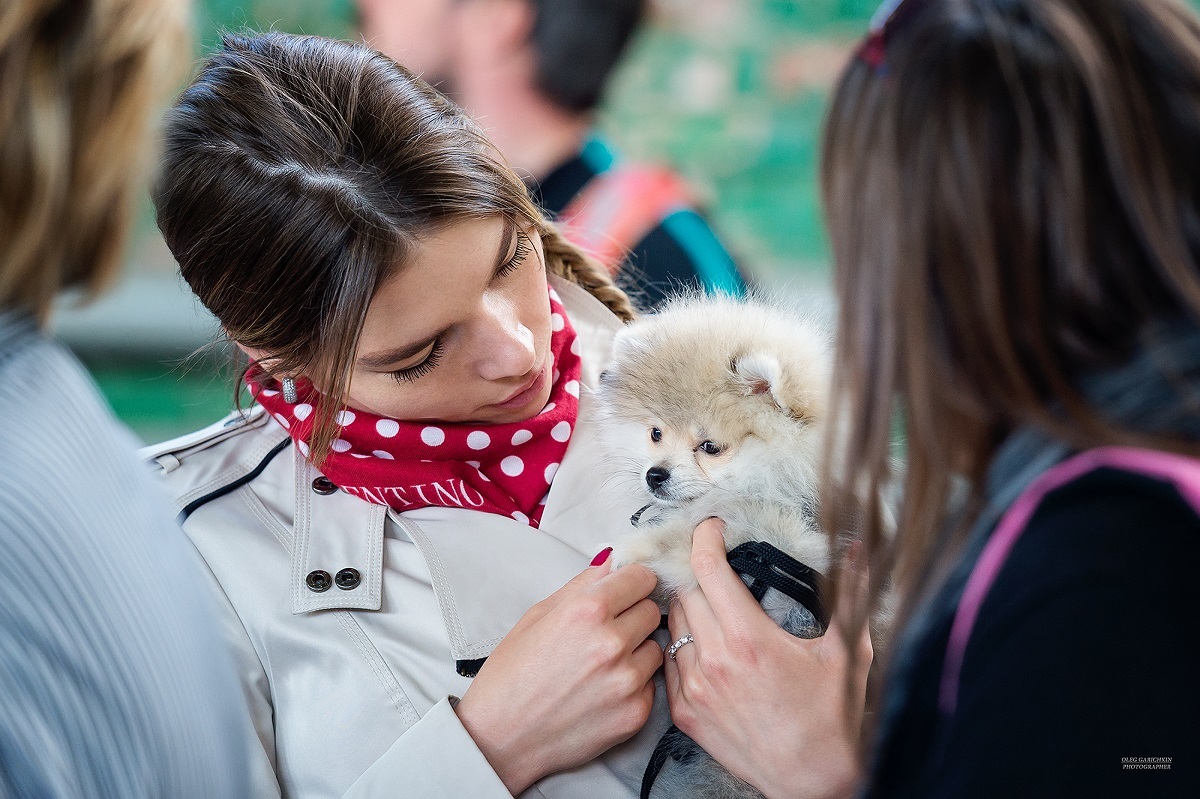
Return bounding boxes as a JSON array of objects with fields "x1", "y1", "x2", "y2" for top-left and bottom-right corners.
[
  {"x1": 596, "y1": 295, "x2": 835, "y2": 621},
  {"x1": 593, "y1": 294, "x2": 846, "y2": 799}
]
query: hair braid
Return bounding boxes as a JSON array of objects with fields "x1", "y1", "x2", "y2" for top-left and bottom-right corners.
[{"x1": 538, "y1": 222, "x2": 637, "y2": 322}]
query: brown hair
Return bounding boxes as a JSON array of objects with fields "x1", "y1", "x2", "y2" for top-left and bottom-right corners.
[
  {"x1": 819, "y1": 0, "x2": 1200, "y2": 708},
  {"x1": 154, "y1": 33, "x2": 634, "y2": 465},
  {"x1": 0, "y1": 0, "x2": 189, "y2": 321}
]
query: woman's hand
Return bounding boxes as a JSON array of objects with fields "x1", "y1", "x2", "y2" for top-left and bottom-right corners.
[
  {"x1": 454, "y1": 550, "x2": 662, "y2": 795},
  {"x1": 665, "y1": 519, "x2": 872, "y2": 799}
]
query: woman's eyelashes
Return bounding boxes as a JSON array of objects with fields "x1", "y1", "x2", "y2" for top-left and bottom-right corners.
[
  {"x1": 495, "y1": 232, "x2": 532, "y2": 278},
  {"x1": 390, "y1": 341, "x2": 444, "y2": 383}
]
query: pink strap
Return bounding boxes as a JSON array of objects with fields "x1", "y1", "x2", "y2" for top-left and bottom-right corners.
[{"x1": 939, "y1": 446, "x2": 1200, "y2": 716}]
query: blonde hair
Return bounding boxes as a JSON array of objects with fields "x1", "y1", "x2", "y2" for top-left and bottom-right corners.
[{"x1": 0, "y1": 0, "x2": 190, "y2": 322}]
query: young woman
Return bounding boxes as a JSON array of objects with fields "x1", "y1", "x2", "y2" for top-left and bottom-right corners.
[
  {"x1": 148, "y1": 32, "x2": 674, "y2": 799},
  {"x1": 662, "y1": 0, "x2": 1200, "y2": 797}
]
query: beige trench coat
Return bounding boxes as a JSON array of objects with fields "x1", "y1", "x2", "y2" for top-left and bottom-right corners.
[{"x1": 143, "y1": 276, "x2": 670, "y2": 798}]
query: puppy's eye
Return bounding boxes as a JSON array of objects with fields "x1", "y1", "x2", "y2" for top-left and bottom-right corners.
[
  {"x1": 650, "y1": 427, "x2": 663, "y2": 443},
  {"x1": 698, "y1": 440, "x2": 723, "y2": 456}
]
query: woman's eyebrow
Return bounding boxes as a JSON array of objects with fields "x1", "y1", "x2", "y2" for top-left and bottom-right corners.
[
  {"x1": 355, "y1": 220, "x2": 517, "y2": 370},
  {"x1": 356, "y1": 335, "x2": 441, "y2": 370}
]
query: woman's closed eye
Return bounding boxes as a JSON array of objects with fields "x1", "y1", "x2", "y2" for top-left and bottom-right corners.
[
  {"x1": 390, "y1": 341, "x2": 444, "y2": 383},
  {"x1": 495, "y1": 232, "x2": 532, "y2": 278}
]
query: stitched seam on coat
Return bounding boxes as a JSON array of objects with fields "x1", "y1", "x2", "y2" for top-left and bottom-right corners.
[
  {"x1": 171, "y1": 466, "x2": 246, "y2": 514},
  {"x1": 292, "y1": 456, "x2": 313, "y2": 613},
  {"x1": 367, "y1": 504, "x2": 385, "y2": 607},
  {"x1": 167, "y1": 429, "x2": 289, "y2": 514},
  {"x1": 335, "y1": 611, "x2": 420, "y2": 727},
  {"x1": 238, "y1": 486, "x2": 294, "y2": 553},
  {"x1": 394, "y1": 517, "x2": 469, "y2": 654}
]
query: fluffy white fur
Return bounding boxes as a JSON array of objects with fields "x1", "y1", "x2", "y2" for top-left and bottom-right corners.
[{"x1": 595, "y1": 294, "x2": 835, "y2": 609}]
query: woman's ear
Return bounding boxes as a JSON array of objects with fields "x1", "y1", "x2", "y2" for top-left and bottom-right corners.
[
  {"x1": 233, "y1": 341, "x2": 293, "y2": 377},
  {"x1": 234, "y1": 341, "x2": 270, "y2": 365}
]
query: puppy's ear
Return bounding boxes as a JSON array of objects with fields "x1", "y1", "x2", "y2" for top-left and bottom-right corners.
[{"x1": 732, "y1": 353, "x2": 787, "y2": 409}]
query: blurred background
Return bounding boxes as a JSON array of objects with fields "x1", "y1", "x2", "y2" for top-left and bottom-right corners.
[{"x1": 57, "y1": 0, "x2": 1178, "y2": 444}]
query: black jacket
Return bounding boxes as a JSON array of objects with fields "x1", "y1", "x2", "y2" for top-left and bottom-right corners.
[{"x1": 866, "y1": 467, "x2": 1200, "y2": 798}]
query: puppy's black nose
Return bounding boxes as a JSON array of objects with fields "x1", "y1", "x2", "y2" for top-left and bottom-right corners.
[{"x1": 645, "y1": 466, "x2": 671, "y2": 491}]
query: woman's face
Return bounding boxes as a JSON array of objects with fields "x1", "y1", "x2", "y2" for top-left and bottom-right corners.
[{"x1": 343, "y1": 215, "x2": 555, "y2": 425}]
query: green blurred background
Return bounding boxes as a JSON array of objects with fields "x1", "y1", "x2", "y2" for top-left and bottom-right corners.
[{"x1": 65, "y1": 0, "x2": 1200, "y2": 444}]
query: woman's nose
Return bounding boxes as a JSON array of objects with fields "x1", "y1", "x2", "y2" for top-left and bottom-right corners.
[{"x1": 475, "y1": 302, "x2": 538, "y2": 381}]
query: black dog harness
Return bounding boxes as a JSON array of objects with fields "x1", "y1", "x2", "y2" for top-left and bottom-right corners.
[{"x1": 639, "y1": 541, "x2": 830, "y2": 799}]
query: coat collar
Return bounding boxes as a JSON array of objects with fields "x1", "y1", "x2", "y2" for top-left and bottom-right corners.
[{"x1": 289, "y1": 276, "x2": 642, "y2": 645}]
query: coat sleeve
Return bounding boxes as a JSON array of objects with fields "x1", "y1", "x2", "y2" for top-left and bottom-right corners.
[
  {"x1": 341, "y1": 698, "x2": 516, "y2": 798},
  {"x1": 198, "y1": 562, "x2": 284, "y2": 799}
]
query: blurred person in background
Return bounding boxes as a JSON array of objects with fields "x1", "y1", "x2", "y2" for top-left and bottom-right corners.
[
  {"x1": 355, "y1": 0, "x2": 749, "y2": 308},
  {"x1": 659, "y1": 0, "x2": 1200, "y2": 797},
  {"x1": 0, "y1": 1, "x2": 252, "y2": 796}
]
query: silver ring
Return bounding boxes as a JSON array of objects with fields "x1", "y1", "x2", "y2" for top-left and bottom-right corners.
[{"x1": 667, "y1": 634, "x2": 694, "y2": 661}]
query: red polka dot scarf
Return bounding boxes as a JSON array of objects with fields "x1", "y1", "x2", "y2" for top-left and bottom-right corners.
[{"x1": 249, "y1": 286, "x2": 582, "y2": 528}]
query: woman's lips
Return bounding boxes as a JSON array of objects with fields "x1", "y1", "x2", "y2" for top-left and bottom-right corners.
[{"x1": 491, "y1": 365, "x2": 548, "y2": 410}]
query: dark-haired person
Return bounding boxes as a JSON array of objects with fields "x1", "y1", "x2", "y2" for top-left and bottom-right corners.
[
  {"x1": 0, "y1": 1, "x2": 252, "y2": 796},
  {"x1": 355, "y1": 0, "x2": 748, "y2": 308},
  {"x1": 658, "y1": 0, "x2": 1200, "y2": 797},
  {"x1": 147, "y1": 32, "x2": 682, "y2": 798}
]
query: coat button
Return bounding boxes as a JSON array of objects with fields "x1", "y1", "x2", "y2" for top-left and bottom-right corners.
[
  {"x1": 335, "y1": 568, "x2": 361, "y2": 590},
  {"x1": 312, "y1": 476, "x2": 338, "y2": 495},
  {"x1": 305, "y1": 570, "x2": 332, "y2": 592}
]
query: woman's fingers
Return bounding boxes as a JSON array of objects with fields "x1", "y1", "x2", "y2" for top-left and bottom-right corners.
[
  {"x1": 612, "y1": 596, "x2": 663, "y2": 646},
  {"x1": 632, "y1": 636, "x2": 664, "y2": 678},
  {"x1": 454, "y1": 557, "x2": 663, "y2": 793},
  {"x1": 664, "y1": 599, "x2": 686, "y2": 703},
  {"x1": 688, "y1": 518, "x2": 769, "y2": 631},
  {"x1": 595, "y1": 562, "x2": 659, "y2": 615}
]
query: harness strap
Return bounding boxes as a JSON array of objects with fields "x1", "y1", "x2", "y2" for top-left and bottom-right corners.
[
  {"x1": 727, "y1": 541, "x2": 829, "y2": 629},
  {"x1": 639, "y1": 724, "x2": 701, "y2": 799},
  {"x1": 939, "y1": 446, "x2": 1200, "y2": 716}
]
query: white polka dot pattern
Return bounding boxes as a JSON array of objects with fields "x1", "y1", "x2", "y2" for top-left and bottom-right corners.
[{"x1": 248, "y1": 282, "x2": 582, "y2": 528}]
